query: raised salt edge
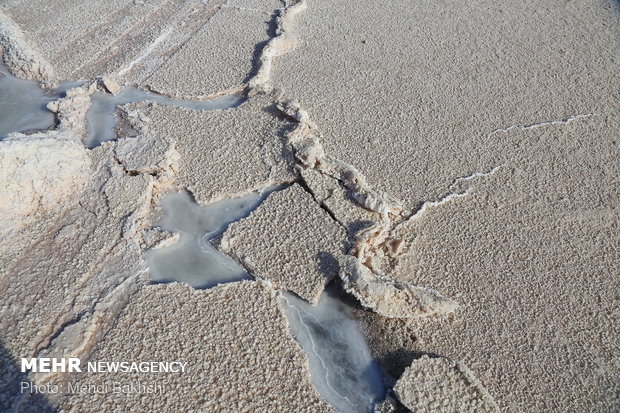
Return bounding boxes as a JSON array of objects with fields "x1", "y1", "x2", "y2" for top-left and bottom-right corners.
[{"x1": 86, "y1": 87, "x2": 244, "y2": 148}]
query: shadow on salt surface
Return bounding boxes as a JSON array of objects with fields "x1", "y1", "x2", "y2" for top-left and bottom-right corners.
[
  {"x1": 0, "y1": 339, "x2": 57, "y2": 412},
  {"x1": 280, "y1": 287, "x2": 386, "y2": 413},
  {"x1": 147, "y1": 185, "x2": 281, "y2": 289},
  {"x1": 86, "y1": 87, "x2": 244, "y2": 148},
  {"x1": 0, "y1": 64, "x2": 81, "y2": 139}
]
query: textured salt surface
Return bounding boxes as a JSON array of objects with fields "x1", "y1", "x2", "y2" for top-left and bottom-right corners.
[
  {"x1": 280, "y1": 289, "x2": 385, "y2": 413},
  {"x1": 0, "y1": 65, "x2": 80, "y2": 138},
  {"x1": 86, "y1": 87, "x2": 244, "y2": 148},
  {"x1": 147, "y1": 187, "x2": 279, "y2": 289}
]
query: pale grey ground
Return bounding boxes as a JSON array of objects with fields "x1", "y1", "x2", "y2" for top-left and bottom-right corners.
[
  {"x1": 220, "y1": 183, "x2": 347, "y2": 304},
  {"x1": 0, "y1": 0, "x2": 618, "y2": 412}
]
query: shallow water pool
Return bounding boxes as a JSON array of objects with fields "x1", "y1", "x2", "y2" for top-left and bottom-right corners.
[
  {"x1": 0, "y1": 65, "x2": 56, "y2": 139},
  {"x1": 281, "y1": 288, "x2": 386, "y2": 413},
  {"x1": 147, "y1": 187, "x2": 278, "y2": 289},
  {"x1": 86, "y1": 87, "x2": 244, "y2": 148}
]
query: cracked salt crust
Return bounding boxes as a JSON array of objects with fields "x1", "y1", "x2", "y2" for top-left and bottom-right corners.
[
  {"x1": 145, "y1": 6, "x2": 273, "y2": 98},
  {"x1": 0, "y1": 3, "x2": 355, "y2": 411},
  {"x1": 139, "y1": 93, "x2": 297, "y2": 204},
  {"x1": 53, "y1": 282, "x2": 334, "y2": 412},
  {"x1": 260, "y1": 1, "x2": 620, "y2": 409},
  {"x1": 220, "y1": 184, "x2": 347, "y2": 304},
  {"x1": 366, "y1": 115, "x2": 620, "y2": 411},
  {"x1": 248, "y1": 0, "x2": 307, "y2": 91},
  {"x1": 0, "y1": 84, "x2": 183, "y2": 409},
  {"x1": 0, "y1": 83, "x2": 335, "y2": 412},
  {"x1": 300, "y1": 168, "x2": 379, "y2": 235},
  {"x1": 1, "y1": 0, "x2": 618, "y2": 410},
  {"x1": 270, "y1": 0, "x2": 620, "y2": 207},
  {"x1": 114, "y1": 132, "x2": 180, "y2": 177},
  {"x1": 488, "y1": 114, "x2": 597, "y2": 136},
  {"x1": 339, "y1": 256, "x2": 457, "y2": 319},
  {"x1": 393, "y1": 355, "x2": 500, "y2": 413},
  {"x1": 243, "y1": 0, "x2": 462, "y2": 321}
]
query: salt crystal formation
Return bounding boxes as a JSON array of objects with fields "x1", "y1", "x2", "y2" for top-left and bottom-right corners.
[
  {"x1": 0, "y1": 0, "x2": 618, "y2": 411},
  {"x1": 220, "y1": 184, "x2": 347, "y2": 304},
  {"x1": 394, "y1": 356, "x2": 500, "y2": 413},
  {"x1": 339, "y1": 256, "x2": 458, "y2": 318}
]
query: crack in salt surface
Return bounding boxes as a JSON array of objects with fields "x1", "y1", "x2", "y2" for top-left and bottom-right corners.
[
  {"x1": 248, "y1": 0, "x2": 307, "y2": 90},
  {"x1": 489, "y1": 114, "x2": 595, "y2": 136},
  {"x1": 400, "y1": 164, "x2": 505, "y2": 226},
  {"x1": 86, "y1": 86, "x2": 244, "y2": 148},
  {"x1": 5, "y1": 4, "x2": 387, "y2": 412},
  {"x1": 449, "y1": 164, "x2": 504, "y2": 189},
  {"x1": 296, "y1": 177, "x2": 349, "y2": 231},
  {"x1": 243, "y1": 0, "x2": 465, "y2": 321},
  {"x1": 117, "y1": 26, "x2": 174, "y2": 78}
]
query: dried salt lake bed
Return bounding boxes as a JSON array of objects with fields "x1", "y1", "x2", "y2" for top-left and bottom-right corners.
[
  {"x1": 148, "y1": 186, "x2": 388, "y2": 412},
  {"x1": 0, "y1": 68, "x2": 391, "y2": 411},
  {"x1": 1, "y1": 0, "x2": 618, "y2": 412}
]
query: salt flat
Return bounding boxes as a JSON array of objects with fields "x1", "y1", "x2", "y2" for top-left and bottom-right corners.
[{"x1": 0, "y1": 0, "x2": 618, "y2": 412}]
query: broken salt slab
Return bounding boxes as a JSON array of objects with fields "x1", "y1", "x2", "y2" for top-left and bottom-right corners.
[
  {"x1": 86, "y1": 87, "x2": 244, "y2": 148},
  {"x1": 280, "y1": 289, "x2": 386, "y2": 413},
  {"x1": 147, "y1": 187, "x2": 278, "y2": 289}
]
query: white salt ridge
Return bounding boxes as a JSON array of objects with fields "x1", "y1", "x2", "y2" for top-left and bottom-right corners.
[
  {"x1": 0, "y1": 64, "x2": 80, "y2": 139},
  {"x1": 280, "y1": 290, "x2": 386, "y2": 413},
  {"x1": 86, "y1": 87, "x2": 244, "y2": 148},
  {"x1": 147, "y1": 187, "x2": 279, "y2": 289}
]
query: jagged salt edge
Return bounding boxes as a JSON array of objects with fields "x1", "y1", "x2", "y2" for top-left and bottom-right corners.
[{"x1": 0, "y1": 11, "x2": 56, "y2": 83}]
